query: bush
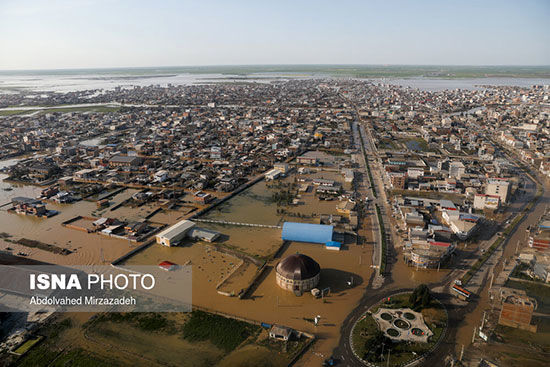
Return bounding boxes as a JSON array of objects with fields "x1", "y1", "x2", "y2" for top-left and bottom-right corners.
[{"x1": 182, "y1": 311, "x2": 260, "y2": 352}]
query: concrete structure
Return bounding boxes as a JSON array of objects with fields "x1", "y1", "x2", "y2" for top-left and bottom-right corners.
[
  {"x1": 274, "y1": 162, "x2": 289, "y2": 174},
  {"x1": 187, "y1": 227, "x2": 220, "y2": 242},
  {"x1": 156, "y1": 220, "x2": 196, "y2": 247},
  {"x1": 403, "y1": 240, "x2": 455, "y2": 268},
  {"x1": 498, "y1": 290, "x2": 537, "y2": 332},
  {"x1": 486, "y1": 178, "x2": 511, "y2": 203},
  {"x1": 473, "y1": 194, "x2": 500, "y2": 211},
  {"x1": 372, "y1": 308, "x2": 433, "y2": 343},
  {"x1": 269, "y1": 325, "x2": 294, "y2": 341},
  {"x1": 265, "y1": 168, "x2": 282, "y2": 181},
  {"x1": 449, "y1": 161, "x2": 465, "y2": 179},
  {"x1": 389, "y1": 172, "x2": 406, "y2": 189},
  {"x1": 528, "y1": 217, "x2": 550, "y2": 251},
  {"x1": 442, "y1": 211, "x2": 480, "y2": 240},
  {"x1": 109, "y1": 155, "x2": 143, "y2": 167},
  {"x1": 281, "y1": 222, "x2": 333, "y2": 244},
  {"x1": 276, "y1": 253, "x2": 320, "y2": 293}
]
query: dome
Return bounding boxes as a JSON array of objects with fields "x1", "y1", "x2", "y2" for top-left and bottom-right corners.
[{"x1": 276, "y1": 253, "x2": 320, "y2": 281}]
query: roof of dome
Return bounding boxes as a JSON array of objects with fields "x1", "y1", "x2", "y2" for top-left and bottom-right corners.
[{"x1": 276, "y1": 253, "x2": 320, "y2": 281}]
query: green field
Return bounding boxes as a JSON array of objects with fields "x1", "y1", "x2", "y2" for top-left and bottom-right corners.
[
  {"x1": 8, "y1": 312, "x2": 309, "y2": 367},
  {"x1": 13, "y1": 336, "x2": 44, "y2": 356}
]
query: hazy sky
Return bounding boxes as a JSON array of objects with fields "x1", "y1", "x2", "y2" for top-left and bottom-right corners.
[{"x1": 0, "y1": 0, "x2": 549, "y2": 70}]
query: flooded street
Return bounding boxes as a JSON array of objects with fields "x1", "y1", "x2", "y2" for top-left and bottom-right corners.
[{"x1": 455, "y1": 179, "x2": 550, "y2": 354}]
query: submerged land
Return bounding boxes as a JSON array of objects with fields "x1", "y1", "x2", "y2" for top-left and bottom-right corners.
[{"x1": 0, "y1": 69, "x2": 549, "y2": 367}]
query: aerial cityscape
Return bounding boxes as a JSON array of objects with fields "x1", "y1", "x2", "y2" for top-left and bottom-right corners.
[{"x1": 0, "y1": 1, "x2": 549, "y2": 367}]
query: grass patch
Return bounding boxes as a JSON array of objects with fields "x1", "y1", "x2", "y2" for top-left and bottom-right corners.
[
  {"x1": 182, "y1": 311, "x2": 261, "y2": 352},
  {"x1": 88, "y1": 313, "x2": 178, "y2": 334},
  {"x1": 13, "y1": 336, "x2": 44, "y2": 355},
  {"x1": 358, "y1": 125, "x2": 377, "y2": 198},
  {"x1": 352, "y1": 290, "x2": 447, "y2": 366},
  {"x1": 376, "y1": 204, "x2": 387, "y2": 274}
]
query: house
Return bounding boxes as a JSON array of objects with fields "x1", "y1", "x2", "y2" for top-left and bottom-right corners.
[
  {"x1": 389, "y1": 173, "x2": 406, "y2": 189},
  {"x1": 193, "y1": 191, "x2": 213, "y2": 204},
  {"x1": 473, "y1": 194, "x2": 500, "y2": 211},
  {"x1": 486, "y1": 178, "x2": 511, "y2": 203},
  {"x1": 265, "y1": 168, "x2": 282, "y2": 181},
  {"x1": 269, "y1": 325, "x2": 294, "y2": 341},
  {"x1": 154, "y1": 170, "x2": 169, "y2": 182},
  {"x1": 109, "y1": 155, "x2": 143, "y2": 167},
  {"x1": 158, "y1": 261, "x2": 178, "y2": 271},
  {"x1": 274, "y1": 162, "x2": 289, "y2": 173},
  {"x1": 156, "y1": 220, "x2": 196, "y2": 247}
]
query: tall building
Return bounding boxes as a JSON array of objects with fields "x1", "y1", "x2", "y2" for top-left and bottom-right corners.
[
  {"x1": 449, "y1": 161, "x2": 465, "y2": 179},
  {"x1": 389, "y1": 172, "x2": 406, "y2": 189},
  {"x1": 486, "y1": 178, "x2": 511, "y2": 203}
]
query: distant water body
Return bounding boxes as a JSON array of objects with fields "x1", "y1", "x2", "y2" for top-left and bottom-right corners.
[
  {"x1": 375, "y1": 77, "x2": 550, "y2": 91},
  {"x1": 0, "y1": 69, "x2": 549, "y2": 93}
]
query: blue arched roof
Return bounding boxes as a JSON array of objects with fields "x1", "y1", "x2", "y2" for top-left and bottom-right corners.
[{"x1": 282, "y1": 222, "x2": 333, "y2": 244}]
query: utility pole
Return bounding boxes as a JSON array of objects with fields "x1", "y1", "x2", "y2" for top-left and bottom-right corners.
[
  {"x1": 472, "y1": 327, "x2": 476, "y2": 344},
  {"x1": 459, "y1": 345, "x2": 464, "y2": 361},
  {"x1": 387, "y1": 349, "x2": 391, "y2": 367},
  {"x1": 481, "y1": 311, "x2": 486, "y2": 329}
]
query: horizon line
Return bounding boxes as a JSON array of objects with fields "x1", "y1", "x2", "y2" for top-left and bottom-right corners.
[{"x1": 1, "y1": 63, "x2": 550, "y2": 73}]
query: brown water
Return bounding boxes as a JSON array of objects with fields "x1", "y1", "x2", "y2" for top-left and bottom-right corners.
[{"x1": 0, "y1": 179, "x2": 142, "y2": 265}]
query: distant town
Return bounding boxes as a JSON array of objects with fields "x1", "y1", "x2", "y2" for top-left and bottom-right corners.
[{"x1": 1, "y1": 76, "x2": 549, "y2": 367}]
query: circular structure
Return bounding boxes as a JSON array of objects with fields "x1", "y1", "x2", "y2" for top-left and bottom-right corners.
[
  {"x1": 393, "y1": 318, "x2": 410, "y2": 330},
  {"x1": 350, "y1": 292, "x2": 449, "y2": 367},
  {"x1": 276, "y1": 253, "x2": 320, "y2": 293},
  {"x1": 387, "y1": 328, "x2": 400, "y2": 337}
]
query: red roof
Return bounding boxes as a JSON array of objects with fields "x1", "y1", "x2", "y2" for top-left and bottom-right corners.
[{"x1": 159, "y1": 261, "x2": 177, "y2": 270}]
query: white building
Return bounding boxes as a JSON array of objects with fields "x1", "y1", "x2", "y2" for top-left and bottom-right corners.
[
  {"x1": 156, "y1": 220, "x2": 196, "y2": 247},
  {"x1": 449, "y1": 161, "x2": 465, "y2": 179},
  {"x1": 473, "y1": 194, "x2": 500, "y2": 211},
  {"x1": 154, "y1": 170, "x2": 169, "y2": 182},
  {"x1": 407, "y1": 167, "x2": 424, "y2": 179},
  {"x1": 486, "y1": 178, "x2": 511, "y2": 203},
  {"x1": 265, "y1": 168, "x2": 282, "y2": 181}
]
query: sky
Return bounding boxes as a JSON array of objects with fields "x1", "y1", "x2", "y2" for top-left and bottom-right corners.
[{"x1": 0, "y1": 0, "x2": 549, "y2": 70}]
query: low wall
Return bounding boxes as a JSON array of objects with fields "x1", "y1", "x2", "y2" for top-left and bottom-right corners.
[
  {"x1": 189, "y1": 174, "x2": 265, "y2": 220},
  {"x1": 110, "y1": 239, "x2": 156, "y2": 266}
]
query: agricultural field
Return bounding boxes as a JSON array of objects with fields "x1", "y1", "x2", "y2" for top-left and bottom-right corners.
[{"x1": 8, "y1": 311, "x2": 309, "y2": 367}]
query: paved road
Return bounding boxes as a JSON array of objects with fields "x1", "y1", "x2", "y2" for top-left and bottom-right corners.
[{"x1": 330, "y1": 106, "x2": 549, "y2": 367}]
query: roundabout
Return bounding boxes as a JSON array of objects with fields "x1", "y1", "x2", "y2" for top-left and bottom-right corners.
[{"x1": 350, "y1": 288, "x2": 448, "y2": 367}]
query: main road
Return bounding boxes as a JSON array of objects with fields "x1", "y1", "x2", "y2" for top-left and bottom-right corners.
[{"x1": 331, "y1": 98, "x2": 549, "y2": 366}]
